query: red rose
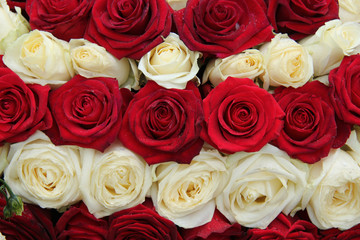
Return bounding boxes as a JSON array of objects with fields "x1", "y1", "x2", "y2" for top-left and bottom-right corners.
[
  {"x1": 56, "y1": 202, "x2": 108, "y2": 240},
  {"x1": 47, "y1": 75, "x2": 130, "y2": 151},
  {"x1": 333, "y1": 224, "x2": 360, "y2": 240},
  {"x1": 6, "y1": 0, "x2": 26, "y2": 12},
  {"x1": 85, "y1": 0, "x2": 171, "y2": 60},
  {"x1": 247, "y1": 213, "x2": 320, "y2": 240},
  {"x1": 0, "y1": 68, "x2": 52, "y2": 144},
  {"x1": 0, "y1": 196, "x2": 56, "y2": 240},
  {"x1": 108, "y1": 203, "x2": 182, "y2": 240},
  {"x1": 181, "y1": 210, "x2": 244, "y2": 240},
  {"x1": 266, "y1": 0, "x2": 339, "y2": 40},
  {"x1": 173, "y1": 0, "x2": 274, "y2": 58},
  {"x1": 119, "y1": 80, "x2": 204, "y2": 165},
  {"x1": 201, "y1": 77, "x2": 284, "y2": 154},
  {"x1": 329, "y1": 55, "x2": 360, "y2": 126},
  {"x1": 273, "y1": 80, "x2": 349, "y2": 164},
  {"x1": 26, "y1": 0, "x2": 94, "y2": 41}
]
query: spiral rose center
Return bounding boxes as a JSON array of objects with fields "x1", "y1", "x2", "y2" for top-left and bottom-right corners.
[{"x1": 0, "y1": 96, "x2": 18, "y2": 119}]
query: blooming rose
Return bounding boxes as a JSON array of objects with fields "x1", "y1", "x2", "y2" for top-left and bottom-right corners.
[
  {"x1": 180, "y1": 210, "x2": 244, "y2": 240},
  {"x1": 3, "y1": 30, "x2": 74, "y2": 88},
  {"x1": 69, "y1": 39, "x2": 139, "y2": 90},
  {"x1": 47, "y1": 75, "x2": 129, "y2": 152},
  {"x1": 85, "y1": 0, "x2": 171, "y2": 60},
  {"x1": 266, "y1": 0, "x2": 339, "y2": 40},
  {"x1": 138, "y1": 33, "x2": 201, "y2": 89},
  {"x1": 0, "y1": 0, "x2": 30, "y2": 54},
  {"x1": 119, "y1": 80, "x2": 204, "y2": 165},
  {"x1": 216, "y1": 144, "x2": 308, "y2": 229},
  {"x1": 173, "y1": 0, "x2": 274, "y2": 58},
  {"x1": 0, "y1": 195, "x2": 56, "y2": 240},
  {"x1": 329, "y1": 54, "x2": 360, "y2": 125},
  {"x1": 0, "y1": 68, "x2": 52, "y2": 145},
  {"x1": 300, "y1": 20, "x2": 360, "y2": 77},
  {"x1": 151, "y1": 147, "x2": 228, "y2": 228},
  {"x1": 273, "y1": 81, "x2": 341, "y2": 163},
  {"x1": 0, "y1": 143, "x2": 9, "y2": 174},
  {"x1": 4, "y1": 131, "x2": 81, "y2": 209},
  {"x1": 108, "y1": 202, "x2": 183, "y2": 240},
  {"x1": 80, "y1": 143, "x2": 152, "y2": 218},
  {"x1": 55, "y1": 202, "x2": 108, "y2": 240},
  {"x1": 339, "y1": 0, "x2": 360, "y2": 22},
  {"x1": 201, "y1": 77, "x2": 284, "y2": 154},
  {"x1": 260, "y1": 34, "x2": 313, "y2": 89},
  {"x1": 26, "y1": 0, "x2": 93, "y2": 41},
  {"x1": 303, "y1": 148, "x2": 360, "y2": 230},
  {"x1": 246, "y1": 213, "x2": 320, "y2": 239},
  {"x1": 202, "y1": 49, "x2": 264, "y2": 87},
  {"x1": 166, "y1": 0, "x2": 187, "y2": 10}
]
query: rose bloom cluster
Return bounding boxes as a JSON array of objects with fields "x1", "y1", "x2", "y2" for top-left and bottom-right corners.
[{"x1": 1, "y1": 0, "x2": 360, "y2": 239}]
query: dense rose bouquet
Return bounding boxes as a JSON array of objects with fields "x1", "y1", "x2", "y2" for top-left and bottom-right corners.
[{"x1": 1, "y1": 0, "x2": 360, "y2": 239}]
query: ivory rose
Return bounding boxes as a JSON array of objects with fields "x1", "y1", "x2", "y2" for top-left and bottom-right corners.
[
  {"x1": 339, "y1": 0, "x2": 360, "y2": 22},
  {"x1": 69, "y1": 39, "x2": 139, "y2": 90},
  {"x1": 138, "y1": 33, "x2": 201, "y2": 89},
  {"x1": 4, "y1": 131, "x2": 81, "y2": 209},
  {"x1": 216, "y1": 144, "x2": 308, "y2": 229},
  {"x1": 202, "y1": 49, "x2": 264, "y2": 87},
  {"x1": 151, "y1": 147, "x2": 228, "y2": 228},
  {"x1": 0, "y1": 0, "x2": 30, "y2": 54},
  {"x1": 0, "y1": 144, "x2": 9, "y2": 175},
  {"x1": 303, "y1": 149, "x2": 360, "y2": 230},
  {"x1": 3, "y1": 30, "x2": 74, "y2": 88},
  {"x1": 166, "y1": 0, "x2": 187, "y2": 10},
  {"x1": 260, "y1": 34, "x2": 313, "y2": 89},
  {"x1": 80, "y1": 143, "x2": 152, "y2": 218}
]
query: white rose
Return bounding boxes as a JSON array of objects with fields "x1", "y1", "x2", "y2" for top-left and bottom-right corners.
[
  {"x1": 80, "y1": 143, "x2": 152, "y2": 218},
  {"x1": 0, "y1": 143, "x2": 9, "y2": 175},
  {"x1": 0, "y1": 232, "x2": 5, "y2": 240},
  {"x1": 151, "y1": 148, "x2": 228, "y2": 228},
  {"x1": 300, "y1": 20, "x2": 360, "y2": 77},
  {"x1": 342, "y1": 125, "x2": 360, "y2": 164},
  {"x1": 216, "y1": 144, "x2": 308, "y2": 229},
  {"x1": 3, "y1": 30, "x2": 74, "y2": 88},
  {"x1": 339, "y1": 0, "x2": 360, "y2": 23},
  {"x1": 166, "y1": 0, "x2": 187, "y2": 10},
  {"x1": 260, "y1": 34, "x2": 313, "y2": 89},
  {"x1": 0, "y1": 0, "x2": 30, "y2": 54},
  {"x1": 138, "y1": 32, "x2": 202, "y2": 89},
  {"x1": 303, "y1": 149, "x2": 360, "y2": 230},
  {"x1": 4, "y1": 131, "x2": 81, "y2": 209},
  {"x1": 69, "y1": 39, "x2": 140, "y2": 90},
  {"x1": 202, "y1": 49, "x2": 265, "y2": 87}
]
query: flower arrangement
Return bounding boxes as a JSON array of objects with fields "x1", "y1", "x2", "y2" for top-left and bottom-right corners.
[{"x1": 1, "y1": 0, "x2": 360, "y2": 239}]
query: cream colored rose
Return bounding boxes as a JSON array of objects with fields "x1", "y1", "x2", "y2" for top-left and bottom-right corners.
[
  {"x1": 260, "y1": 34, "x2": 313, "y2": 89},
  {"x1": 166, "y1": 0, "x2": 187, "y2": 10},
  {"x1": 300, "y1": 20, "x2": 360, "y2": 77},
  {"x1": 3, "y1": 30, "x2": 74, "y2": 88},
  {"x1": 69, "y1": 39, "x2": 140, "y2": 90},
  {"x1": 202, "y1": 49, "x2": 264, "y2": 87},
  {"x1": 0, "y1": 232, "x2": 5, "y2": 240},
  {"x1": 0, "y1": 0, "x2": 30, "y2": 55},
  {"x1": 342, "y1": 125, "x2": 360, "y2": 163},
  {"x1": 0, "y1": 143, "x2": 9, "y2": 175},
  {"x1": 80, "y1": 143, "x2": 152, "y2": 218},
  {"x1": 138, "y1": 32, "x2": 201, "y2": 89},
  {"x1": 4, "y1": 131, "x2": 81, "y2": 209},
  {"x1": 339, "y1": 0, "x2": 360, "y2": 23},
  {"x1": 303, "y1": 149, "x2": 360, "y2": 230},
  {"x1": 151, "y1": 148, "x2": 228, "y2": 228},
  {"x1": 216, "y1": 144, "x2": 308, "y2": 229}
]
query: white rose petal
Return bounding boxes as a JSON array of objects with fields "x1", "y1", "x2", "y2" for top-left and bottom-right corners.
[
  {"x1": 151, "y1": 148, "x2": 228, "y2": 228},
  {"x1": 0, "y1": 143, "x2": 10, "y2": 175},
  {"x1": 80, "y1": 143, "x2": 152, "y2": 218},
  {"x1": 166, "y1": 0, "x2": 187, "y2": 10},
  {"x1": 138, "y1": 32, "x2": 202, "y2": 89},
  {"x1": 4, "y1": 131, "x2": 81, "y2": 210},
  {"x1": 69, "y1": 39, "x2": 139, "y2": 90},
  {"x1": 260, "y1": 34, "x2": 313, "y2": 89},
  {"x1": 339, "y1": 0, "x2": 360, "y2": 23},
  {"x1": 216, "y1": 144, "x2": 308, "y2": 229},
  {"x1": 202, "y1": 49, "x2": 264, "y2": 87},
  {"x1": 303, "y1": 149, "x2": 360, "y2": 230},
  {"x1": 0, "y1": 0, "x2": 30, "y2": 54},
  {"x1": 3, "y1": 30, "x2": 74, "y2": 88},
  {"x1": 0, "y1": 232, "x2": 5, "y2": 240}
]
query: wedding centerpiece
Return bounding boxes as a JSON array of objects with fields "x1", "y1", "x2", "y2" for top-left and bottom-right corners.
[{"x1": 1, "y1": 0, "x2": 360, "y2": 239}]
